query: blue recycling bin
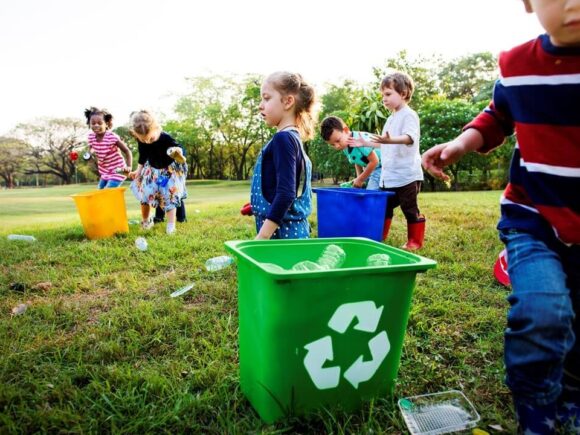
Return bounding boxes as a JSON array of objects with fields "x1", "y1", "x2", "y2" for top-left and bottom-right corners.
[{"x1": 313, "y1": 188, "x2": 395, "y2": 241}]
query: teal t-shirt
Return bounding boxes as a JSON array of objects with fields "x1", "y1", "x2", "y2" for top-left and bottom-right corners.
[{"x1": 342, "y1": 131, "x2": 381, "y2": 168}]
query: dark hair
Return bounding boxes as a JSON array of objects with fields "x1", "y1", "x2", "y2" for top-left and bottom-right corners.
[
  {"x1": 266, "y1": 72, "x2": 318, "y2": 140},
  {"x1": 380, "y1": 71, "x2": 415, "y2": 102},
  {"x1": 84, "y1": 107, "x2": 113, "y2": 128},
  {"x1": 320, "y1": 116, "x2": 346, "y2": 141}
]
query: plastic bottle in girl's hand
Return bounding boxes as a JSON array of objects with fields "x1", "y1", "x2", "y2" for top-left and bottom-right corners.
[{"x1": 205, "y1": 255, "x2": 234, "y2": 271}]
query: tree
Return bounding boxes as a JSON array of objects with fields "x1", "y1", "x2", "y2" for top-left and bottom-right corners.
[
  {"x1": 14, "y1": 118, "x2": 85, "y2": 184},
  {"x1": 419, "y1": 97, "x2": 496, "y2": 190},
  {"x1": 438, "y1": 52, "x2": 497, "y2": 101},
  {"x1": 0, "y1": 137, "x2": 30, "y2": 188},
  {"x1": 371, "y1": 50, "x2": 441, "y2": 108},
  {"x1": 174, "y1": 74, "x2": 271, "y2": 180},
  {"x1": 320, "y1": 80, "x2": 363, "y2": 118}
]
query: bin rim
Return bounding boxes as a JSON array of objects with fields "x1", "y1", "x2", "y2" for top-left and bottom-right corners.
[
  {"x1": 313, "y1": 187, "x2": 395, "y2": 197},
  {"x1": 224, "y1": 237, "x2": 436, "y2": 279},
  {"x1": 70, "y1": 186, "x2": 127, "y2": 198}
]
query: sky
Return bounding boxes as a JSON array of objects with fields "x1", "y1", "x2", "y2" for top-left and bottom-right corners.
[{"x1": 0, "y1": 0, "x2": 544, "y2": 136}]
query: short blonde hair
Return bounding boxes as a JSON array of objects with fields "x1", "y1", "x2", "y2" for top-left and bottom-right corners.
[
  {"x1": 129, "y1": 110, "x2": 161, "y2": 143},
  {"x1": 380, "y1": 72, "x2": 415, "y2": 102}
]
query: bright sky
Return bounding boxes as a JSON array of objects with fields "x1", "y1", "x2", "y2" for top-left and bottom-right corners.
[{"x1": 0, "y1": 0, "x2": 543, "y2": 136}]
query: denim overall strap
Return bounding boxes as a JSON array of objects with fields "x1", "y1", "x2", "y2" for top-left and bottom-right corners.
[{"x1": 250, "y1": 130, "x2": 312, "y2": 239}]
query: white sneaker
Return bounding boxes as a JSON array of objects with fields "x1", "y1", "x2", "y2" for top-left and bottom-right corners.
[
  {"x1": 166, "y1": 222, "x2": 176, "y2": 235},
  {"x1": 141, "y1": 218, "x2": 154, "y2": 230}
]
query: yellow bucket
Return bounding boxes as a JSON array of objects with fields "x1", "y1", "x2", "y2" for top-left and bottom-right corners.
[{"x1": 71, "y1": 188, "x2": 129, "y2": 240}]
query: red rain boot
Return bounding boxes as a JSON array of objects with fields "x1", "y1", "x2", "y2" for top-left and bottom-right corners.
[
  {"x1": 402, "y1": 218, "x2": 426, "y2": 251},
  {"x1": 382, "y1": 218, "x2": 392, "y2": 241}
]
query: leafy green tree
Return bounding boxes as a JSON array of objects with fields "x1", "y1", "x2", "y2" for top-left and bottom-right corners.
[
  {"x1": 174, "y1": 74, "x2": 271, "y2": 180},
  {"x1": 371, "y1": 50, "x2": 441, "y2": 108},
  {"x1": 419, "y1": 97, "x2": 503, "y2": 191},
  {"x1": 14, "y1": 118, "x2": 85, "y2": 184},
  {"x1": 438, "y1": 52, "x2": 497, "y2": 101},
  {"x1": 320, "y1": 80, "x2": 363, "y2": 118},
  {"x1": 0, "y1": 137, "x2": 30, "y2": 188}
]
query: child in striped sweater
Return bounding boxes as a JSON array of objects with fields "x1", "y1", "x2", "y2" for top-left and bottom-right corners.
[
  {"x1": 84, "y1": 107, "x2": 132, "y2": 189},
  {"x1": 422, "y1": 0, "x2": 580, "y2": 432}
]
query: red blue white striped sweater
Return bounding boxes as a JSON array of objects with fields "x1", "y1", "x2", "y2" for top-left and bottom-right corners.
[{"x1": 465, "y1": 34, "x2": 580, "y2": 245}]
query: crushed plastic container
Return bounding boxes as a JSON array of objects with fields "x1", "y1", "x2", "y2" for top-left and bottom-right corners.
[
  {"x1": 71, "y1": 188, "x2": 129, "y2": 240},
  {"x1": 225, "y1": 237, "x2": 436, "y2": 423},
  {"x1": 313, "y1": 188, "x2": 395, "y2": 241},
  {"x1": 398, "y1": 390, "x2": 480, "y2": 435}
]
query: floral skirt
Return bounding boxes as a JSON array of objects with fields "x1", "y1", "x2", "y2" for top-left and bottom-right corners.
[{"x1": 130, "y1": 162, "x2": 187, "y2": 211}]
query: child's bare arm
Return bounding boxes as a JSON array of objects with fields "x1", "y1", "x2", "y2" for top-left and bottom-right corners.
[
  {"x1": 422, "y1": 129, "x2": 484, "y2": 181},
  {"x1": 372, "y1": 132, "x2": 412, "y2": 145},
  {"x1": 116, "y1": 139, "x2": 133, "y2": 170},
  {"x1": 255, "y1": 219, "x2": 279, "y2": 240},
  {"x1": 128, "y1": 164, "x2": 143, "y2": 180},
  {"x1": 347, "y1": 135, "x2": 379, "y2": 148},
  {"x1": 353, "y1": 153, "x2": 379, "y2": 187}
]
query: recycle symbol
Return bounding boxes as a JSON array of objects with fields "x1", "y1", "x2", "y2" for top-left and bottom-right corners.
[{"x1": 303, "y1": 301, "x2": 390, "y2": 390}]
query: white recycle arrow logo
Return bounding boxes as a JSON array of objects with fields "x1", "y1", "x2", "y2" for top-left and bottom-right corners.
[{"x1": 303, "y1": 301, "x2": 390, "y2": 390}]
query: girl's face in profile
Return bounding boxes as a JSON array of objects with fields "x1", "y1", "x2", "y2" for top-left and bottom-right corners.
[
  {"x1": 259, "y1": 81, "x2": 286, "y2": 129},
  {"x1": 90, "y1": 114, "x2": 107, "y2": 135}
]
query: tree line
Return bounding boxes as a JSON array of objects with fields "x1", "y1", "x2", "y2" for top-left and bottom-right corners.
[{"x1": 0, "y1": 51, "x2": 514, "y2": 191}]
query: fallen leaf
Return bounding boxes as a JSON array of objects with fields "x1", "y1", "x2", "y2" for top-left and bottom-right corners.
[{"x1": 34, "y1": 282, "x2": 53, "y2": 291}]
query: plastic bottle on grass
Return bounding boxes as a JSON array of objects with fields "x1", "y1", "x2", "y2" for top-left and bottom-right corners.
[
  {"x1": 366, "y1": 253, "x2": 391, "y2": 267},
  {"x1": 317, "y1": 244, "x2": 346, "y2": 270},
  {"x1": 135, "y1": 237, "x2": 148, "y2": 251},
  {"x1": 205, "y1": 255, "x2": 234, "y2": 271},
  {"x1": 7, "y1": 234, "x2": 36, "y2": 242}
]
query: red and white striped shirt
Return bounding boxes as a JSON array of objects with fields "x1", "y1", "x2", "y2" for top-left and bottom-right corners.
[{"x1": 88, "y1": 131, "x2": 126, "y2": 181}]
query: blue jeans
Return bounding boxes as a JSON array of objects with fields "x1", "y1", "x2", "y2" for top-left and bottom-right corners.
[
  {"x1": 366, "y1": 167, "x2": 381, "y2": 191},
  {"x1": 500, "y1": 229, "x2": 580, "y2": 407},
  {"x1": 97, "y1": 179, "x2": 123, "y2": 189}
]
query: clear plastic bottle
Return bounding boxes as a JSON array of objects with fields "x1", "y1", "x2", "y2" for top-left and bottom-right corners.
[
  {"x1": 292, "y1": 260, "x2": 324, "y2": 271},
  {"x1": 205, "y1": 255, "x2": 234, "y2": 271},
  {"x1": 7, "y1": 234, "x2": 36, "y2": 242},
  {"x1": 317, "y1": 244, "x2": 346, "y2": 270},
  {"x1": 135, "y1": 237, "x2": 148, "y2": 251},
  {"x1": 366, "y1": 253, "x2": 391, "y2": 267},
  {"x1": 262, "y1": 263, "x2": 285, "y2": 272}
]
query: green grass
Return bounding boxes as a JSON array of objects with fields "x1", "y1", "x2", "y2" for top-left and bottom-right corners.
[{"x1": 0, "y1": 183, "x2": 514, "y2": 433}]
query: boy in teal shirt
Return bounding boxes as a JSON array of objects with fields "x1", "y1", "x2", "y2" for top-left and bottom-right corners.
[{"x1": 320, "y1": 116, "x2": 381, "y2": 190}]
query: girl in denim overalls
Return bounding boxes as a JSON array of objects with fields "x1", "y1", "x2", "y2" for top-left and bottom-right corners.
[{"x1": 251, "y1": 72, "x2": 317, "y2": 240}]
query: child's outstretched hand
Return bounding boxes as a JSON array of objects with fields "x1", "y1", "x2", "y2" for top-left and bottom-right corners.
[
  {"x1": 422, "y1": 129, "x2": 484, "y2": 181},
  {"x1": 167, "y1": 147, "x2": 186, "y2": 164},
  {"x1": 422, "y1": 140, "x2": 467, "y2": 181},
  {"x1": 346, "y1": 136, "x2": 368, "y2": 148},
  {"x1": 128, "y1": 170, "x2": 140, "y2": 180},
  {"x1": 371, "y1": 132, "x2": 390, "y2": 144}
]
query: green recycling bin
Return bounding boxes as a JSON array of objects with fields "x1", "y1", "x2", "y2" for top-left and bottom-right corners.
[{"x1": 225, "y1": 237, "x2": 436, "y2": 423}]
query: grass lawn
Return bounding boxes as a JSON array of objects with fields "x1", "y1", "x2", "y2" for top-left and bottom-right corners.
[{"x1": 0, "y1": 182, "x2": 513, "y2": 433}]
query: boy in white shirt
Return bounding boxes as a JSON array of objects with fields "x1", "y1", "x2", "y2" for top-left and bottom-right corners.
[{"x1": 350, "y1": 71, "x2": 425, "y2": 250}]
